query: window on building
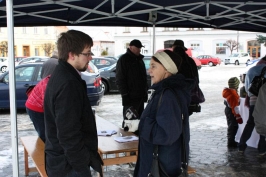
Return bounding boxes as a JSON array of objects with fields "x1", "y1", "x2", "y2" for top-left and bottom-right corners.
[
  {"x1": 125, "y1": 43, "x2": 130, "y2": 49},
  {"x1": 191, "y1": 43, "x2": 200, "y2": 50},
  {"x1": 124, "y1": 27, "x2": 130, "y2": 33},
  {"x1": 0, "y1": 48, "x2": 4, "y2": 57},
  {"x1": 23, "y1": 27, "x2": 26, "y2": 34},
  {"x1": 164, "y1": 40, "x2": 175, "y2": 48},
  {"x1": 216, "y1": 43, "x2": 226, "y2": 54},
  {"x1": 164, "y1": 27, "x2": 170, "y2": 31},
  {"x1": 34, "y1": 27, "x2": 38, "y2": 34},
  {"x1": 14, "y1": 46, "x2": 17, "y2": 56},
  {"x1": 35, "y1": 48, "x2": 39, "y2": 56},
  {"x1": 44, "y1": 49, "x2": 48, "y2": 56},
  {"x1": 173, "y1": 27, "x2": 178, "y2": 31},
  {"x1": 142, "y1": 27, "x2": 148, "y2": 32},
  {"x1": 44, "y1": 27, "x2": 48, "y2": 34}
]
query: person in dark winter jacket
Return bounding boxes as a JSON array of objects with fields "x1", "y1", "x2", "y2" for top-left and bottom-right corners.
[
  {"x1": 172, "y1": 40, "x2": 204, "y2": 115},
  {"x1": 239, "y1": 56, "x2": 266, "y2": 155},
  {"x1": 222, "y1": 77, "x2": 243, "y2": 147},
  {"x1": 133, "y1": 50, "x2": 194, "y2": 177},
  {"x1": 116, "y1": 39, "x2": 148, "y2": 134},
  {"x1": 40, "y1": 50, "x2": 58, "y2": 79},
  {"x1": 44, "y1": 30, "x2": 103, "y2": 177}
]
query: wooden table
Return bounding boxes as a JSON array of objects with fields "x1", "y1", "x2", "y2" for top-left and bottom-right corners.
[
  {"x1": 96, "y1": 116, "x2": 138, "y2": 166},
  {"x1": 96, "y1": 116, "x2": 196, "y2": 175}
]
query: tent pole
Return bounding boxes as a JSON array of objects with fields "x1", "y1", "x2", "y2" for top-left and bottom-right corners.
[
  {"x1": 152, "y1": 24, "x2": 155, "y2": 54},
  {"x1": 6, "y1": 0, "x2": 19, "y2": 176}
]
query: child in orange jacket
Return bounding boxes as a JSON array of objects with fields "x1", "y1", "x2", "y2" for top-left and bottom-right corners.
[{"x1": 222, "y1": 77, "x2": 243, "y2": 147}]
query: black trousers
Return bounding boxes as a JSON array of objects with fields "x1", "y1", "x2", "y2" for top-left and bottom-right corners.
[{"x1": 224, "y1": 102, "x2": 238, "y2": 143}]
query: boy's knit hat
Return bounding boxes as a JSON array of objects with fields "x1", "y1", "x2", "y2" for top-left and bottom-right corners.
[{"x1": 228, "y1": 77, "x2": 240, "y2": 89}]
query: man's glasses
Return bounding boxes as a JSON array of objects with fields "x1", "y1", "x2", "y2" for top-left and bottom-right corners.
[{"x1": 80, "y1": 52, "x2": 92, "y2": 57}]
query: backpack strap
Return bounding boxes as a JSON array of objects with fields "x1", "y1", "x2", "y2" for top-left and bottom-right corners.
[{"x1": 260, "y1": 66, "x2": 266, "y2": 76}]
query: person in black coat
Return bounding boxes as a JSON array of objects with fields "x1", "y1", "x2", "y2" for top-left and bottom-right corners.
[
  {"x1": 116, "y1": 39, "x2": 148, "y2": 134},
  {"x1": 44, "y1": 30, "x2": 103, "y2": 177},
  {"x1": 172, "y1": 39, "x2": 203, "y2": 114},
  {"x1": 134, "y1": 50, "x2": 194, "y2": 177}
]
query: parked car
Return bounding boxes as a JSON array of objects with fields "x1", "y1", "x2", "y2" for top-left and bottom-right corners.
[
  {"x1": 99, "y1": 55, "x2": 152, "y2": 94},
  {"x1": 0, "y1": 62, "x2": 104, "y2": 109},
  {"x1": 224, "y1": 52, "x2": 251, "y2": 65},
  {"x1": 0, "y1": 57, "x2": 8, "y2": 73},
  {"x1": 15, "y1": 56, "x2": 27, "y2": 65},
  {"x1": 196, "y1": 55, "x2": 221, "y2": 66},
  {"x1": 18, "y1": 56, "x2": 50, "y2": 65},
  {"x1": 91, "y1": 57, "x2": 117, "y2": 69},
  {"x1": 246, "y1": 58, "x2": 260, "y2": 67},
  {"x1": 239, "y1": 58, "x2": 261, "y2": 84},
  {"x1": 0, "y1": 57, "x2": 8, "y2": 62},
  {"x1": 105, "y1": 56, "x2": 118, "y2": 60}
]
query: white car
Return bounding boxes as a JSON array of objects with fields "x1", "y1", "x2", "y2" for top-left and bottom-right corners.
[
  {"x1": 18, "y1": 56, "x2": 49, "y2": 65},
  {"x1": 224, "y1": 52, "x2": 251, "y2": 65},
  {"x1": 0, "y1": 57, "x2": 8, "y2": 73}
]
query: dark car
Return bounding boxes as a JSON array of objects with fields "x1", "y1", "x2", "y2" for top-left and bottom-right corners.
[
  {"x1": 196, "y1": 55, "x2": 221, "y2": 66},
  {"x1": 99, "y1": 56, "x2": 152, "y2": 94},
  {"x1": 91, "y1": 57, "x2": 117, "y2": 69},
  {"x1": 0, "y1": 62, "x2": 104, "y2": 109}
]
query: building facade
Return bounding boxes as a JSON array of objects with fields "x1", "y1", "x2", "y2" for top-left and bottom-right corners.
[
  {"x1": 1, "y1": 26, "x2": 265, "y2": 61},
  {"x1": 0, "y1": 26, "x2": 68, "y2": 57},
  {"x1": 113, "y1": 27, "x2": 266, "y2": 61}
]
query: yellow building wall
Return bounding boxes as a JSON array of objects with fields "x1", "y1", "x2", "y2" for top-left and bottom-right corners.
[{"x1": 0, "y1": 26, "x2": 68, "y2": 57}]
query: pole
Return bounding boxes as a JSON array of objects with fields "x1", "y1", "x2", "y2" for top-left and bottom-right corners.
[
  {"x1": 237, "y1": 31, "x2": 239, "y2": 52},
  {"x1": 152, "y1": 24, "x2": 155, "y2": 54},
  {"x1": 6, "y1": 0, "x2": 19, "y2": 176}
]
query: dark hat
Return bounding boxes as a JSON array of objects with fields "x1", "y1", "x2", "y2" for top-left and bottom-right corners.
[
  {"x1": 129, "y1": 39, "x2": 144, "y2": 48},
  {"x1": 172, "y1": 40, "x2": 187, "y2": 51},
  {"x1": 228, "y1": 77, "x2": 240, "y2": 89}
]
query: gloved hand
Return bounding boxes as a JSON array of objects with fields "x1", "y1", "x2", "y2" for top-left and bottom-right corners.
[
  {"x1": 236, "y1": 117, "x2": 243, "y2": 124},
  {"x1": 124, "y1": 119, "x2": 140, "y2": 132},
  {"x1": 125, "y1": 106, "x2": 139, "y2": 120}
]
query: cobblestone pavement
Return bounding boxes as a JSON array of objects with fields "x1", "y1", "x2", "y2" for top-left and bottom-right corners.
[{"x1": 1, "y1": 64, "x2": 266, "y2": 177}]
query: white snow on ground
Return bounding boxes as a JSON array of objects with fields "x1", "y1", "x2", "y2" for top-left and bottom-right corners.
[
  {"x1": 0, "y1": 147, "x2": 23, "y2": 171},
  {"x1": 190, "y1": 116, "x2": 227, "y2": 130}
]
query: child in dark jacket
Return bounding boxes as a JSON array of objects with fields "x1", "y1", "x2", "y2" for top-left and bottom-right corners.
[{"x1": 222, "y1": 77, "x2": 243, "y2": 147}]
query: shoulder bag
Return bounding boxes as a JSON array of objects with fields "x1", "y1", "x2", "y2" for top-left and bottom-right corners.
[
  {"x1": 248, "y1": 66, "x2": 266, "y2": 96},
  {"x1": 148, "y1": 88, "x2": 188, "y2": 177}
]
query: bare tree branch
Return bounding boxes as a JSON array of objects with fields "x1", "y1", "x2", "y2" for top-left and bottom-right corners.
[
  {"x1": 224, "y1": 39, "x2": 239, "y2": 54},
  {"x1": 41, "y1": 43, "x2": 55, "y2": 56},
  {"x1": 0, "y1": 41, "x2": 8, "y2": 56}
]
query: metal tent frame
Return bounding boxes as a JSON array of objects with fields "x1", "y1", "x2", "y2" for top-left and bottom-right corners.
[{"x1": 2, "y1": 0, "x2": 266, "y2": 176}]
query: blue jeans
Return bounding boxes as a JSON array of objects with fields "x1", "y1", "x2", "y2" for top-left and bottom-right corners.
[
  {"x1": 26, "y1": 107, "x2": 45, "y2": 142},
  {"x1": 65, "y1": 166, "x2": 92, "y2": 177},
  {"x1": 239, "y1": 105, "x2": 266, "y2": 153}
]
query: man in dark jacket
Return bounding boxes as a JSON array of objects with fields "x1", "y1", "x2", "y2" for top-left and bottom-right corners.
[
  {"x1": 116, "y1": 39, "x2": 148, "y2": 134},
  {"x1": 44, "y1": 30, "x2": 103, "y2": 177},
  {"x1": 40, "y1": 50, "x2": 58, "y2": 79},
  {"x1": 172, "y1": 40, "x2": 204, "y2": 114}
]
